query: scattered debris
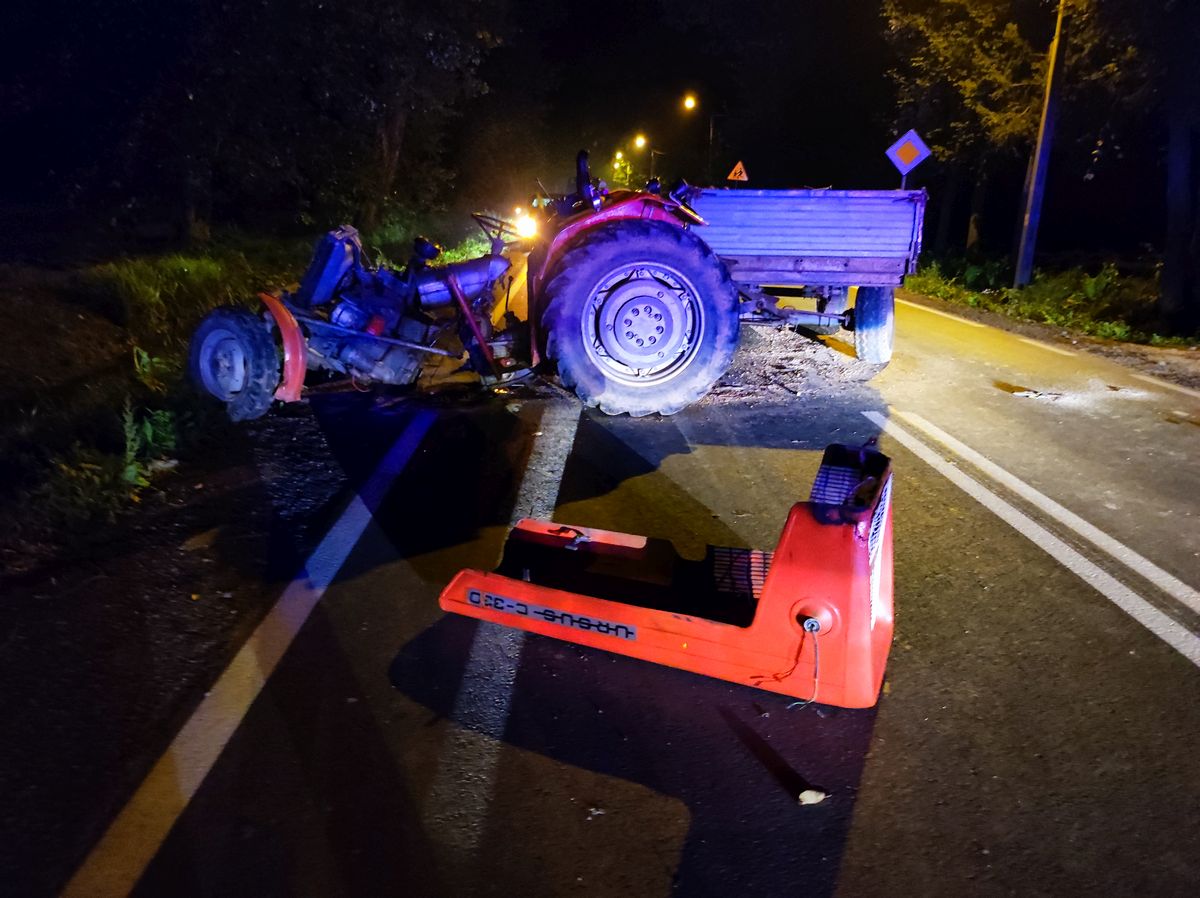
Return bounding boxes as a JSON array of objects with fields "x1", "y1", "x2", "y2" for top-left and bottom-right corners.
[{"x1": 798, "y1": 789, "x2": 827, "y2": 806}]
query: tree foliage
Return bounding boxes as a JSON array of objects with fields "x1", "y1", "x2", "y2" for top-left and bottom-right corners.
[{"x1": 118, "y1": 0, "x2": 505, "y2": 230}]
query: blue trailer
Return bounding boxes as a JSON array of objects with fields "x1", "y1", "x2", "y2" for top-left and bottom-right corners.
[{"x1": 692, "y1": 187, "x2": 928, "y2": 364}]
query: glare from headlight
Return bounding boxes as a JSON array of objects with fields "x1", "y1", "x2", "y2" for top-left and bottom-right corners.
[{"x1": 515, "y1": 214, "x2": 538, "y2": 238}]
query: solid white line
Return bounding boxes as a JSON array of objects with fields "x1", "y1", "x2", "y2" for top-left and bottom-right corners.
[
  {"x1": 62, "y1": 410, "x2": 437, "y2": 898},
  {"x1": 425, "y1": 402, "x2": 581, "y2": 851},
  {"x1": 1132, "y1": 373, "x2": 1200, "y2": 401},
  {"x1": 896, "y1": 410, "x2": 1200, "y2": 617},
  {"x1": 1017, "y1": 336, "x2": 1077, "y2": 357},
  {"x1": 863, "y1": 411, "x2": 1200, "y2": 668},
  {"x1": 896, "y1": 297, "x2": 986, "y2": 328}
]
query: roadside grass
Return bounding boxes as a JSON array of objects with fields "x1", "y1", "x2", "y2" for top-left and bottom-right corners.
[
  {"x1": 905, "y1": 258, "x2": 1194, "y2": 346},
  {"x1": 1, "y1": 212, "x2": 498, "y2": 558}
]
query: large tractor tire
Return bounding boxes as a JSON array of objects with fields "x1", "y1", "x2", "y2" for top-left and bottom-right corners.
[
  {"x1": 189, "y1": 307, "x2": 281, "y2": 421},
  {"x1": 852, "y1": 286, "x2": 895, "y2": 365},
  {"x1": 541, "y1": 219, "x2": 739, "y2": 416}
]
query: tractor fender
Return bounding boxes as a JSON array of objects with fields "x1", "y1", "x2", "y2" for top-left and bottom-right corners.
[
  {"x1": 258, "y1": 292, "x2": 307, "y2": 402},
  {"x1": 528, "y1": 193, "x2": 703, "y2": 366}
]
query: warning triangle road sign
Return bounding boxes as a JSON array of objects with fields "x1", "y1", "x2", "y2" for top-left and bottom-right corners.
[{"x1": 726, "y1": 161, "x2": 749, "y2": 182}]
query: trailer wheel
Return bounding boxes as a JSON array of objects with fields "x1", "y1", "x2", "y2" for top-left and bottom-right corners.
[
  {"x1": 541, "y1": 219, "x2": 739, "y2": 416},
  {"x1": 189, "y1": 307, "x2": 280, "y2": 421},
  {"x1": 852, "y1": 286, "x2": 894, "y2": 365}
]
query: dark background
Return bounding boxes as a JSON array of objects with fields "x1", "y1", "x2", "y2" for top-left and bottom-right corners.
[{"x1": 0, "y1": 0, "x2": 1170, "y2": 257}]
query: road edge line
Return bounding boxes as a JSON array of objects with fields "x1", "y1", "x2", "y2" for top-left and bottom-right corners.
[
  {"x1": 1132, "y1": 373, "x2": 1200, "y2": 401},
  {"x1": 896, "y1": 297, "x2": 987, "y2": 328},
  {"x1": 61, "y1": 409, "x2": 437, "y2": 898},
  {"x1": 863, "y1": 410, "x2": 1200, "y2": 668},
  {"x1": 896, "y1": 410, "x2": 1200, "y2": 616}
]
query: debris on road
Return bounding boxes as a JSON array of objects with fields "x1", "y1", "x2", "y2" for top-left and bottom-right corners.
[{"x1": 798, "y1": 789, "x2": 828, "y2": 806}]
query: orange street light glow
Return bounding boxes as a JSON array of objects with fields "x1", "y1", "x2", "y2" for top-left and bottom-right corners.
[
  {"x1": 634, "y1": 134, "x2": 647, "y2": 149},
  {"x1": 683, "y1": 94, "x2": 697, "y2": 111}
]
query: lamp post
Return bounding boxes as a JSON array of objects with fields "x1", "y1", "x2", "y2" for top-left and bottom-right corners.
[{"x1": 1014, "y1": 0, "x2": 1067, "y2": 288}]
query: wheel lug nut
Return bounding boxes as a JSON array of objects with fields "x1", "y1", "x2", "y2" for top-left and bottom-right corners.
[
  {"x1": 656, "y1": 325, "x2": 664, "y2": 334},
  {"x1": 626, "y1": 331, "x2": 635, "y2": 339},
  {"x1": 631, "y1": 309, "x2": 639, "y2": 316},
  {"x1": 624, "y1": 319, "x2": 632, "y2": 326},
  {"x1": 606, "y1": 324, "x2": 614, "y2": 331},
  {"x1": 648, "y1": 336, "x2": 656, "y2": 344},
  {"x1": 636, "y1": 338, "x2": 644, "y2": 346}
]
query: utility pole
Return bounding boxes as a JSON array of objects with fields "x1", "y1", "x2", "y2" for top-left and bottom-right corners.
[{"x1": 1014, "y1": 0, "x2": 1067, "y2": 288}]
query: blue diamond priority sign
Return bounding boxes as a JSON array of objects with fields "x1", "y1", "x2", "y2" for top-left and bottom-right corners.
[{"x1": 886, "y1": 129, "x2": 932, "y2": 176}]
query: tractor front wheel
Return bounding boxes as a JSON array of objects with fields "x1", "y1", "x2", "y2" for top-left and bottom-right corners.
[
  {"x1": 189, "y1": 307, "x2": 281, "y2": 421},
  {"x1": 541, "y1": 220, "x2": 739, "y2": 416}
]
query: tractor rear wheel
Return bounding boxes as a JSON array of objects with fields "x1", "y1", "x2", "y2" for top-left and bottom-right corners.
[
  {"x1": 852, "y1": 286, "x2": 895, "y2": 365},
  {"x1": 189, "y1": 307, "x2": 280, "y2": 421},
  {"x1": 541, "y1": 219, "x2": 739, "y2": 416}
]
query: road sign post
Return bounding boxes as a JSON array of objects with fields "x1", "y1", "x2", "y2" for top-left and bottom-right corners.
[{"x1": 885, "y1": 130, "x2": 932, "y2": 188}]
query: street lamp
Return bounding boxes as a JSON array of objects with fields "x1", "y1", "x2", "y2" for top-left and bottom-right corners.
[
  {"x1": 634, "y1": 134, "x2": 647, "y2": 149},
  {"x1": 682, "y1": 93, "x2": 697, "y2": 111}
]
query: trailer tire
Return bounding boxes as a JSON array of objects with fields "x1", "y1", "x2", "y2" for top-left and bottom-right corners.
[
  {"x1": 541, "y1": 219, "x2": 739, "y2": 416},
  {"x1": 189, "y1": 307, "x2": 280, "y2": 421},
  {"x1": 853, "y1": 286, "x2": 894, "y2": 365}
]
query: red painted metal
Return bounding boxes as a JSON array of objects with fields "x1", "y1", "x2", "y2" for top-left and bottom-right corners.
[
  {"x1": 257, "y1": 292, "x2": 307, "y2": 402},
  {"x1": 439, "y1": 448, "x2": 895, "y2": 709},
  {"x1": 446, "y1": 273, "x2": 499, "y2": 377},
  {"x1": 526, "y1": 193, "x2": 701, "y2": 367}
]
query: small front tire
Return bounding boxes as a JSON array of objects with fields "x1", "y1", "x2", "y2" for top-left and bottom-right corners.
[{"x1": 189, "y1": 307, "x2": 281, "y2": 421}]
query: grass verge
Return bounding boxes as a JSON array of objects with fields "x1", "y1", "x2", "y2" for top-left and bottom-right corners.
[{"x1": 905, "y1": 259, "x2": 1196, "y2": 346}]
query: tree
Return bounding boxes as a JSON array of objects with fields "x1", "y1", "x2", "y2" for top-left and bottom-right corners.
[
  {"x1": 120, "y1": 0, "x2": 505, "y2": 233},
  {"x1": 882, "y1": 0, "x2": 1131, "y2": 254}
]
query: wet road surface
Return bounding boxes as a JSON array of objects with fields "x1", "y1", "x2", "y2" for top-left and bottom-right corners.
[{"x1": 22, "y1": 297, "x2": 1200, "y2": 896}]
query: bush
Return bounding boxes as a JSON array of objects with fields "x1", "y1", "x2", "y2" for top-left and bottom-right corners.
[{"x1": 905, "y1": 259, "x2": 1188, "y2": 345}]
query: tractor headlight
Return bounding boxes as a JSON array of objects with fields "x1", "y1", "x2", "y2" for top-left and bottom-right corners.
[{"x1": 515, "y1": 214, "x2": 538, "y2": 239}]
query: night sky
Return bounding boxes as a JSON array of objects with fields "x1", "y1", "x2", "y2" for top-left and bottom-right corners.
[{"x1": 0, "y1": 0, "x2": 1168, "y2": 253}]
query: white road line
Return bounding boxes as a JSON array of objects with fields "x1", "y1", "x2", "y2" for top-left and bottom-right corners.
[
  {"x1": 863, "y1": 411, "x2": 1200, "y2": 668},
  {"x1": 896, "y1": 410, "x2": 1200, "y2": 617},
  {"x1": 1132, "y1": 373, "x2": 1200, "y2": 401},
  {"x1": 1017, "y1": 336, "x2": 1077, "y2": 357},
  {"x1": 896, "y1": 297, "x2": 986, "y2": 328},
  {"x1": 62, "y1": 410, "x2": 437, "y2": 898},
  {"x1": 425, "y1": 402, "x2": 581, "y2": 851}
]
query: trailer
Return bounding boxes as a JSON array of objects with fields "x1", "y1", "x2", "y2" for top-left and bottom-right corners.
[{"x1": 692, "y1": 187, "x2": 927, "y2": 363}]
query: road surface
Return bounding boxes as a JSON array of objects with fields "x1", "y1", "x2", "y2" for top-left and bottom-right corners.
[{"x1": 16, "y1": 296, "x2": 1200, "y2": 896}]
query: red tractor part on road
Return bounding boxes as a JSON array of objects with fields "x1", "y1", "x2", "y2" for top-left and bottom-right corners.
[{"x1": 438, "y1": 443, "x2": 895, "y2": 709}]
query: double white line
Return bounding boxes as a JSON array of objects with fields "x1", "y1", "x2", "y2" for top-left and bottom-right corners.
[{"x1": 864, "y1": 410, "x2": 1200, "y2": 667}]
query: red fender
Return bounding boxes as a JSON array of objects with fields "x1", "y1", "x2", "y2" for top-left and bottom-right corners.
[
  {"x1": 258, "y1": 292, "x2": 307, "y2": 402},
  {"x1": 526, "y1": 193, "x2": 704, "y2": 367}
]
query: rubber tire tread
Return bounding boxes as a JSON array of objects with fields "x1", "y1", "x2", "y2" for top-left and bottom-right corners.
[
  {"x1": 188, "y1": 306, "x2": 280, "y2": 421},
  {"x1": 853, "y1": 286, "x2": 895, "y2": 365},
  {"x1": 540, "y1": 219, "x2": 739, "y2": 416}
]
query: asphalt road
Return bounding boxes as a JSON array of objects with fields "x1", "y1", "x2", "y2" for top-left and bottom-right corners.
[{"x1": 44, "y1": 298, "x2": 1200, "y2": 896}]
